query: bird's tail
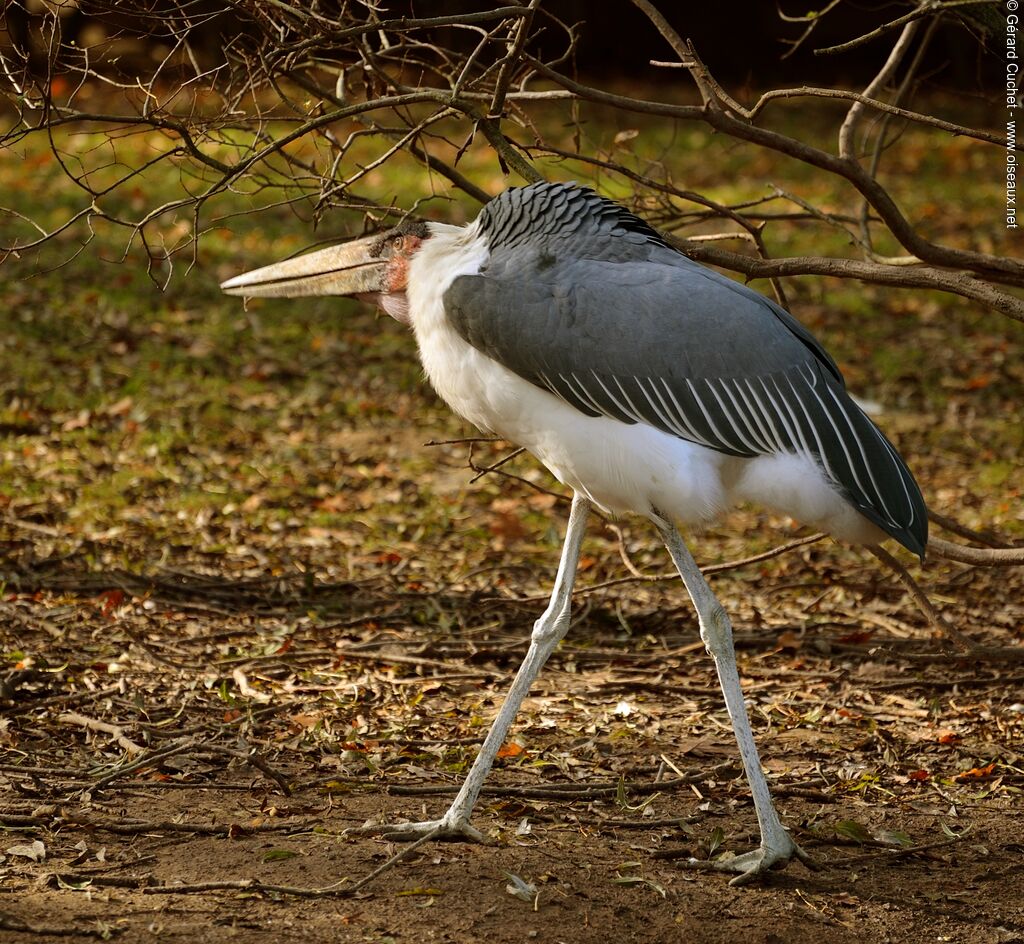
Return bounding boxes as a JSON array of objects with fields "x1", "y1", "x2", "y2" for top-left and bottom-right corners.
[{"x1": 818, "y1": 382, "x2": 928, "y2": 560}]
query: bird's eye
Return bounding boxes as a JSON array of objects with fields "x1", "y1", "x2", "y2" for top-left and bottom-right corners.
[{"x1": 391, "y1": 234, "x2": 420, "y2": 255}]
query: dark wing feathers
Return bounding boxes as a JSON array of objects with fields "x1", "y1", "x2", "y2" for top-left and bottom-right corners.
[{"x1": 446, "y1": 183, "x2": 928, "y2": 557}]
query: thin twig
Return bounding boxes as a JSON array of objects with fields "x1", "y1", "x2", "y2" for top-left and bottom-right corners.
[
  {"x1": 90, "y1": 738, "x2": 199, "y2": 792},
  {"x1": 814, "y1": 0, "x2": 990, "y2": 56},
  {"x1": 0, "y1": 915, "x2": 122, "y2": 939},
  {"x1": 142, "y1": 877, "x2": 355, "y2": 898},
  {"x1": 838, "y1": 19, "x2": 922, "y2": 160},
  {"x1": 489, "y1": 0, "x2": 541, "y2": 117},
  {"x1": 868, "y1": 545, "x2": 975, "y2": 650},
  {"x1": 927, "y1": 510, "x2": 1014, "y2": 549},
  {"x1": 469, "y1": 447, "x2": 526, "y2": 483},
  {"x1": 928, "y1": 537, "x2": 1024, "y2": 567},
  {"x1": 337, "y1": 826, "x2": 444, "y2": 896},
  {"x1": 201, "y1": 743, "x2": 293, "y2": 796},
  {"x1": 833, "y1": 837, "x2": 961, "y2": 865},
  {"x1": 59, "y1": 712, "x2": 145, "y2": 755},
  {"x1": 515, "y1": 532, "x2": 828, "y2": 602}
]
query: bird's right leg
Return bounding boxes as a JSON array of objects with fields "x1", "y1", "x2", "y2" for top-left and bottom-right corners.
[
  {"x1": 347, "y1": 492, "x2": 592, "y2": 843},
  {"x1": 654, "y1": 517, "x2": 816, "y2": 885}
]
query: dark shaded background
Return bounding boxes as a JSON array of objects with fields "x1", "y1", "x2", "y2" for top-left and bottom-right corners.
[{"x1": 0, "y1": 0, "x2": 1003, "y2": 90}]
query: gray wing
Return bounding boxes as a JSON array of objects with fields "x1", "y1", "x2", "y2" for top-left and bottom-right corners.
[{"x1": 444, "y1": 249, "x2": 927, "y2": 557}]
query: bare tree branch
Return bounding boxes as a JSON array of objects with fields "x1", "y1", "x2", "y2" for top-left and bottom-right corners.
[
  {"x1": 673, "y1": 243, "x2": 1024, "y2": 324},
  {"x1": 529, "y1": 60, "x2": 1024, "y2": 287},
  {"x1": 813, "y1": 0, "x2": 995, "y2": 56},
  {"x1": 838, "y1": 18, "x2": 922, "y2": 160},
  {"x1": 928, "y1": 538, "x2": 1024, "y2": 567}
]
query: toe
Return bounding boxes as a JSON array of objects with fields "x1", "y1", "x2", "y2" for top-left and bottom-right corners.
[
  {"x1": 346, "y1": 817, "x2": 486, "y2": 844},
  {"x1": 677, "y1": 836, "x2": 815, "y2": 886}
]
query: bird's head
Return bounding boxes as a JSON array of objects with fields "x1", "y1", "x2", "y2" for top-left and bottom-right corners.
[{"x1": 220, "y1": 220, "x2": 431, "y2": 324}]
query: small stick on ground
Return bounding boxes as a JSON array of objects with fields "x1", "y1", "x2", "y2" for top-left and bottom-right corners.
[
  {"x1": 387, "y1": 762, "x2": 739, "y2": 800},
  {"x1": 59, "y1": 712, "x2": 145, "y2": 755},
  {"x1": 91, "y1": 738, "x2": 199, "y2": 792},
  {"x1": 548, "y1": 531, "x2": 827, "y2": 602},
  {"x1": 835, "y1": 837, "x2": 960, "y2": 866},
  {"x1": 142, "y1": 878, "x2": 353, "y2": 899},
  {"x1": 868, "y1": 545, "x2": 975, "y2": 651},
  {"x1": 202, "y1": 743, "x2": 293, "y2": 796},
  {"x1": 0, "y1": 914, "x2": 122, "y2": 938},
  {"x1": 342, "y1": 826, "x2": 444, "y2": 895},
  {"x1": 142, "y1": 826, "x2": 444, "y2": 899}
]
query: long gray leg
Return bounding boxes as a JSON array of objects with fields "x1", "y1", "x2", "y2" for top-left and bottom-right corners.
[
  {"x1": 655, "y1": 516, "x2": 815, "y2": 885},
  {"x1": 349, "y1": 492, "x2": 592, "y2": 841}
]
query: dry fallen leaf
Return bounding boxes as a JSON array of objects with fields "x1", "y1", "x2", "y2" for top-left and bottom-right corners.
[
  {"x1": 6, "y1": 840, "x2": 45, "y2": 862},
  {"x1": 956, "y1": 762, "x2": 997, "y2": 781}
]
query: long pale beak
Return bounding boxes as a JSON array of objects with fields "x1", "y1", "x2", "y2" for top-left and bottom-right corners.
[{"x1": 220, "y1": 234, "x2": 386, "y2": 298}]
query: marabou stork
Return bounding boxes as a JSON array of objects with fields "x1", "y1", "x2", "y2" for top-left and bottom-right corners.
[{"x1": 222, "y1": 182, "x2": 927, "y2": 885}]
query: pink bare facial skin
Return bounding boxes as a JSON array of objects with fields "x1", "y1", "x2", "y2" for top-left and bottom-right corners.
[{"x1": 357, "y1": 234, "x2": 421, "y2": 325}]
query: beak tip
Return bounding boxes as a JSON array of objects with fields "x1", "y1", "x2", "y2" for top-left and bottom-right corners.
[{"x1": 219, "y1": 275, "x2": 247, "y2": 295}]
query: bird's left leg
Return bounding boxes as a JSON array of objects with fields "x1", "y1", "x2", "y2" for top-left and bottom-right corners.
[
  {"x1": 655, "y1": 517, "x2": 816, "y2": 886},
  {"x1": 348, "y1": 492, "x2": 592, "y2": 843}
]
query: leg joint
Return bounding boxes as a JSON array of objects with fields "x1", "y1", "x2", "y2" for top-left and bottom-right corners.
[
  {"x1": 700, "y1": 602, "x2": 732, "y2": 650},
  {"x1": 532, "y1": 608, "x2": 569, "y2": 645}
]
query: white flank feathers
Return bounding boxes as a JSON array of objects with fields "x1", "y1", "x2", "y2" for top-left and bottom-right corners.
[{"x1": 407, "y1": 221, "x2": 884, "y2": 545}]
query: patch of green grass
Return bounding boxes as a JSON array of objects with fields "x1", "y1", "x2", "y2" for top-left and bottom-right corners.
[{"x1": 0, "y1": 89, "x2": 1020, "y2": 570}]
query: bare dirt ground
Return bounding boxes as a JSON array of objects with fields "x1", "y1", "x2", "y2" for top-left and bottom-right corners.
[{"x1": 3, "y1": 547, "x2": 1024, "y2": 944}]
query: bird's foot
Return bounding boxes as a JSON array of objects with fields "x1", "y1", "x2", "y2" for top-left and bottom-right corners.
[
  {"x1": 338, "y1": 814, "x2": 488, "y2": 896},
  {"x1": 679, "y1": 832, "x2": 818, "y2": 887},
  {"x1": 345, "y1": 814, "x2": 487, "y2": 844}
]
